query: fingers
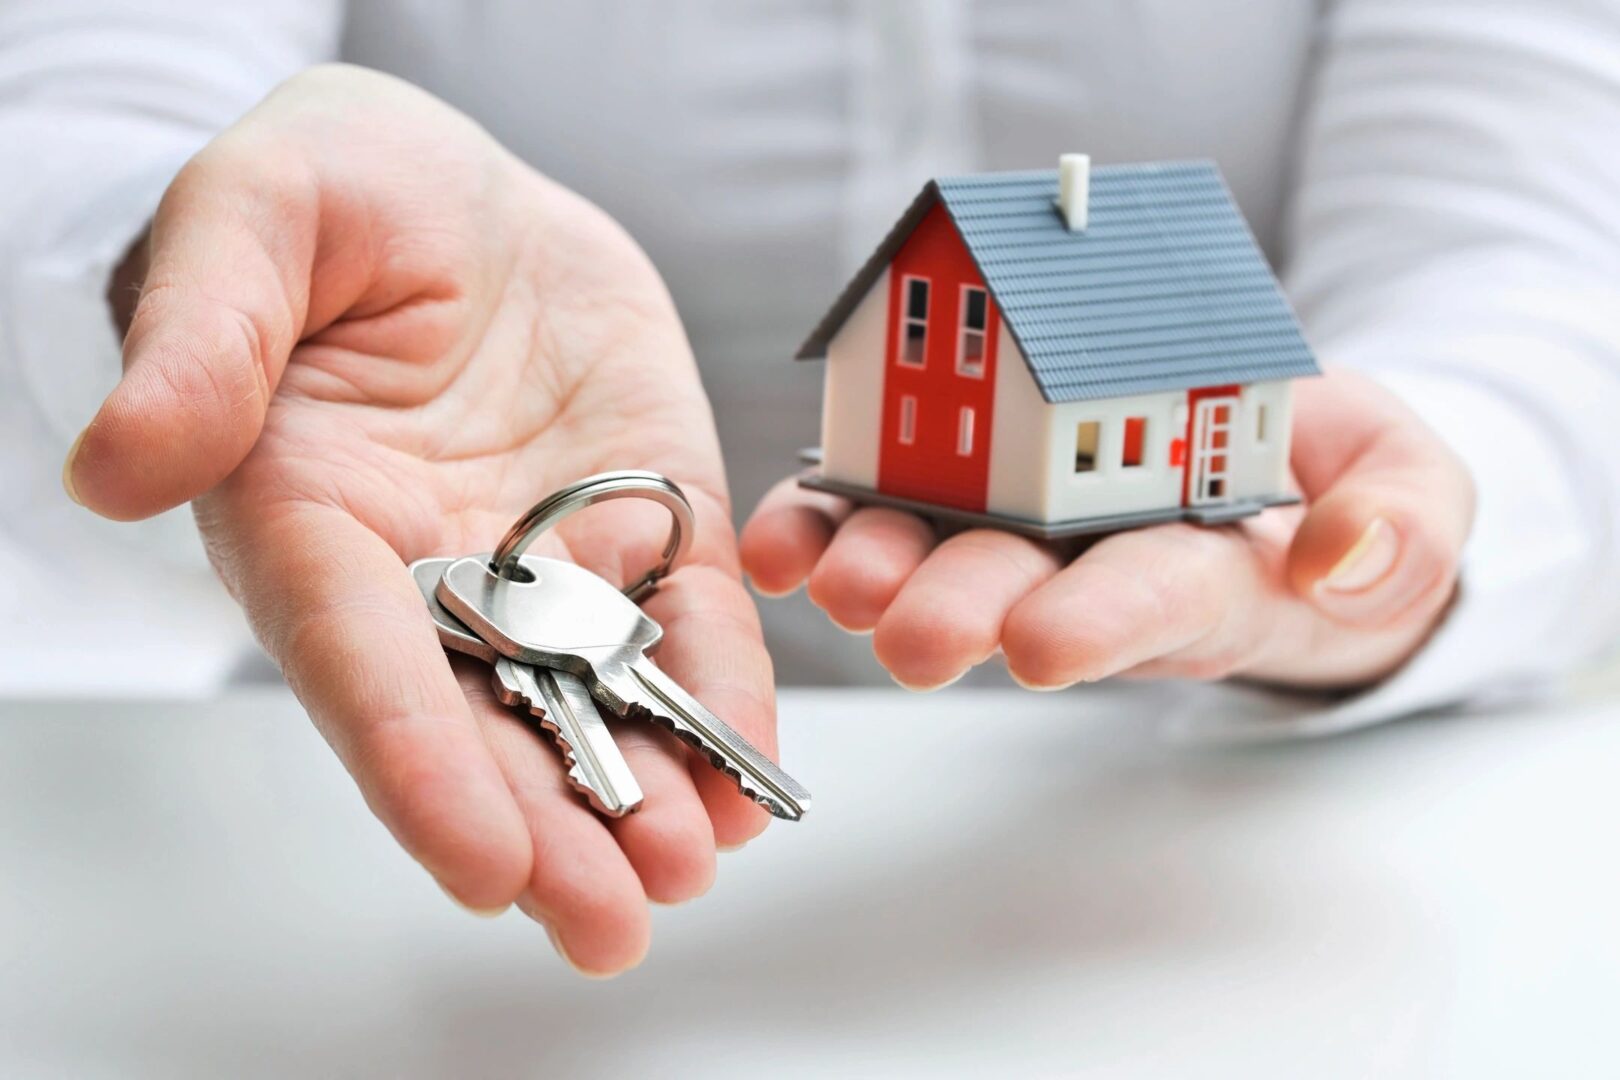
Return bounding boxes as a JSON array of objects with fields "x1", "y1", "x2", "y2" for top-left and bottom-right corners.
[
  {"x1": 995, "y1": 374, "x2": 1476, "y2": 690},
  {"x1": 602, "y1": 720, "x2": 717, "y2": 904},
  {"x1": 515, "y1": 480, "x2": 779, "y2": 847},
  {"x1": 642, "y1": 564, "x2": 779, "y2": 848},
  {"x1": 1286, "y1": 378, "x2": 1474, "y2": 631},
  {"x1": 872, "y1": 530, "x2": 1064, "y2": 689},
  {"x1": 457, "y1": 661, "x2": 652, "y2": 976},
  {"x1": 805, "y1": 508, "x2": 936, "y2": 632},
  {"x1": 208, "y1": 499, "x2": 533, "y2": 913},
  {"x1": 1001, "y1": 521, "x2": 1279, "y2": 688},
  {"x1": 66, "y1": 136, "x2": 320, "y2": 520},
  {"x1": 738, "y1": 478, "x2": 854, "y2": 596}
]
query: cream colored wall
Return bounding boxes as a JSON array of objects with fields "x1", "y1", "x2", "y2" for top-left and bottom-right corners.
[
  {"x1": 1022, "y1": 378, "x2": 1294, "y2": 522},
  {"x1": 1228, "y1": 380, "x2": 1294, "y2": 499},
  {"x1": 983, "y1": 322, "x2": 1051, "y2": 520},
  {"x1": 819, "y1": 268, "x2": 889, "y2": 489},
  {"x1": 1038, "y1": 389, "x2": 1187, "y2": 520}
]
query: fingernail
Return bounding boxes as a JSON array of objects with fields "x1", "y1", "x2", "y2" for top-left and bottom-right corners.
[
  {"x1": 824, "y1": 612, "x2": 875, "y2": 637},
  {"x1": 62, "y1": 426, "x2": 89, "y2": 506},
  {"x1": 745, "y1": 574, "x2": 800, "y2": 599},
  {"x1": 1007, "y1": 667, "x2": 1078, "y2": 692},
  {"x1": 717, "y1": 840, "x2": 749, "y2": 853},
  {"x1": 437, "y1": 880, "x2": 508, "y2": 919},
  {"x1": 889, "y1": 668, "x2": 967, "y2": 693},
  {"x1": 1011, "y1": 678, "x2": 1071, "y2": 693},
  {"x1": 1320, "y1": 518, "x2": 1399, "y2": 594}
]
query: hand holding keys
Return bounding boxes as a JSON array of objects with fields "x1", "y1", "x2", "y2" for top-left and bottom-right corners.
[
  {"x1": 410, "y1": 558, "x2": 645, "y2": 817},
  {"x1": 411, "y1": 471, "x2": 810, "y2": 822}
]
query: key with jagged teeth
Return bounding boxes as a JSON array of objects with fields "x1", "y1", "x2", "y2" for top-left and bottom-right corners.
[
  {"x1": 437, "y1": 553, "x2": 810, "y2": 821},
  {"x1": 410, "y1": 557, "x2": 643, "y2": 818}
]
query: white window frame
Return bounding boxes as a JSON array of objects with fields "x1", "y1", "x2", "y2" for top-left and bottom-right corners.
[
  {"x1": 899, "y1": 394, "x2": 918, "y2": 445},
  {"x1": 955, "y1": 284, "x2": 988, "y2": 378},
  {"x1": 956, "y1": 406, "x2": 976, "y2": 456},
  {"x1": 1190, "y1": 396, "x2": 1237, "y2": 504},
  {"x1": 898, "y1": 275, "x2": 931, "y2": 369}
]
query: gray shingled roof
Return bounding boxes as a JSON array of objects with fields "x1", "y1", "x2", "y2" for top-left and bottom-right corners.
[{"x1": 795, "y1": 161, "x2": 1320, "y2": 403}]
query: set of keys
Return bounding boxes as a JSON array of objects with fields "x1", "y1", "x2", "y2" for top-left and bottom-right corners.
[{"x1": 409, "y1": 471, "x2": 811, "y2": 822}]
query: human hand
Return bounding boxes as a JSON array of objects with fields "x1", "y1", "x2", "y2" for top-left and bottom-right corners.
[
  {"x1": 741, "y1": 369, "x2": 1473, "y2": 692},
  {"x1": 64, "y1": 64, "x2": 777, "y2": 975}
]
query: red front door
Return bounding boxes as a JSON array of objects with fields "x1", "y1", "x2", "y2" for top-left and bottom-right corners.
[
  {"x1": 1181, "y1": 384, "x2": 1240, "y2": 507},
  {"x1": 877, "y1": 204, "x2": 1001, "y2": 512}
]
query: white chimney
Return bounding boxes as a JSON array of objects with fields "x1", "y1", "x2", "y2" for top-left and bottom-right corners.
[{"x1": 1058, "y1": 153, "x2": 1090, "y2": 232}]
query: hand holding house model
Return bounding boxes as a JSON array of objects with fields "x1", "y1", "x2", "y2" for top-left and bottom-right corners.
[{"x1": 795, "y1": 154, "x2": 1321, "y2": 539}]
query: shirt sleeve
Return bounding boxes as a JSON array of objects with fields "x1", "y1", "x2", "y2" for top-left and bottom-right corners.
[
  {"x1": 1166, "y1": 0, "x2": 1620, "y2": 741},
  {"x1": 0, "y1": 0, "x2": 343, "y2": 439},
  {"x1": 0, "y1": 1, "x2": 342, "y2": 695}
]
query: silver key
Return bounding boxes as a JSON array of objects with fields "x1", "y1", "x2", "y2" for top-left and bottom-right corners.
[
  {"x1": 437, "y1": 554, "x2": 811, "y2": 821},
  {"x1": 410, "y1": 557, "x2": 643, "y2": 818},
  {"x1": 411, "y1": 557, "x2": 502, "y2": 664}
]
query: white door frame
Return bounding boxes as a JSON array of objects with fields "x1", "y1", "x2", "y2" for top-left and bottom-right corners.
[{"x1": 1189, "y1": 395, "x2": 1238, "y2": 505}]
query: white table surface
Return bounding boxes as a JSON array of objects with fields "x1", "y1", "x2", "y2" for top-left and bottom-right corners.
[{"x1": 3, "y1": 684, "x2": 1619, "y2": 1079}]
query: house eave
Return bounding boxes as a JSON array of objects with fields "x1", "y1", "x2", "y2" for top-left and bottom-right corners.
[{"x1": 794, "y1": 181, "x2": 942, "y2": 361}]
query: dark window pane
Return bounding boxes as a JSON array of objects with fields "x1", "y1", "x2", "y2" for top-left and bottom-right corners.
[
  {"x1": 907, "y1": 278, "x2": 930, "y2": 320},
  {"x1": 964, "y1": 288, "x2": 987, "y2": 331}
]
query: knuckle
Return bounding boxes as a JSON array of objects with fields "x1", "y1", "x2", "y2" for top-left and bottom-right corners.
[
  {"x1": 163, "y1": 134, "x2": 318, "y2": 227},
  {"x1": 662, "y1": 564, "x2": 758, "y2": 626}
]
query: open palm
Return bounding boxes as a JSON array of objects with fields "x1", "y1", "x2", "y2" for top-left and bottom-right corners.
[
  {"x1": 742, "y1": 368, "x2": 1474, "y2": 693},
  {"x1": 65, "y1": 65, "x2": 775, "y2": 976}
]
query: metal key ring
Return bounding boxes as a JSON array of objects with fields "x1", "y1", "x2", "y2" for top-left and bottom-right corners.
[{"x1": 489, "y1": 470, "x2": 695, "y2": 603}]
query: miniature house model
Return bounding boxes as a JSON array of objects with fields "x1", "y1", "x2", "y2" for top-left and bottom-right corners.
[{"x1": 795, "y1": 155, "x2": 1321, "y2": 538}]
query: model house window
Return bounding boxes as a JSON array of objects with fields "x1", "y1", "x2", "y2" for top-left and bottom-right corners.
[
  {"x1": 899, "y1": 394, "x2": 918, "y2": 445},
  {"x1": 900, "y1": 276, "x2": 930, "y2": 367},
  {"x1": 1074, "y1": 421, "x2": 1100, "y2": 473},
  {"x1": 1255, "y1": 404, "x2": 1269, "y2": 444},
  {"x1": 1122, "y1": 416, "x2": 1147, "y2": 468},
  {"x1": 957, "y1": 406, "x2": 976, "y2": 456},
  {"x1": 956, "y1": 286, "x2": 988, "y2": 377}
]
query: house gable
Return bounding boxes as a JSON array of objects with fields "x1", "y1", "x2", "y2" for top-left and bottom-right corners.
[{"x1": 875, "y1": 202, "x2": 1004, "y2": 511}]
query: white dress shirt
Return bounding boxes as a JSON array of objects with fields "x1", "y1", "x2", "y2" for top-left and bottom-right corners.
[{"x1": 1, "y1": 0, "x2": 1616, "y2": 735}]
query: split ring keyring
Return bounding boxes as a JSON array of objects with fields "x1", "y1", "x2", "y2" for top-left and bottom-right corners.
[{"x1": 489, "y1": 470, "x2": 695, "y2": 603}]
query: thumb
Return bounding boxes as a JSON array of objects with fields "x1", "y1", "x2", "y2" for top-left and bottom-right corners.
[
  {"x1": 64, "y1": 140, "x2": 317, "y2": 520},
  {"x1": 1286, "y1": 380, "x2": 1476, "y2": 630}
]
